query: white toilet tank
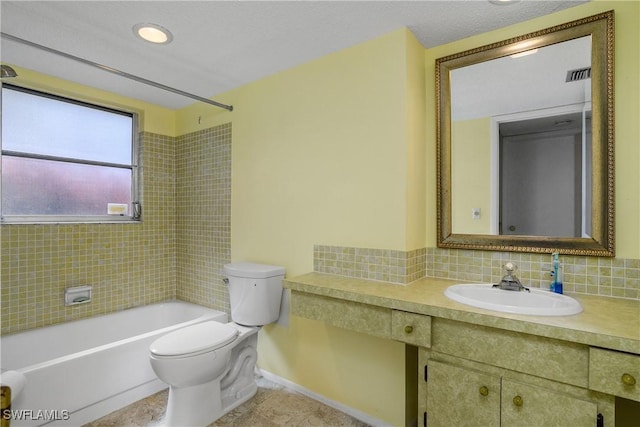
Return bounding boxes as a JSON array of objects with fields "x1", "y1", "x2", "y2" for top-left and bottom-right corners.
[{"x1": 223, "y1": 262, "x2": 285, "y2": 326}]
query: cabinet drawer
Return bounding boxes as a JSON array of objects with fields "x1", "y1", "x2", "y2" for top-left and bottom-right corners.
[
  {"x1": 391, "y1": 310, "x2": 431, "y2": 347},
  {"x1": 432, "y1": 318, "x2": 589, "y2": 388},
  {"x1": 589, "y1": 347, "x2": 640, "y2": 402},
  {"x1": 290, "y1": 290, "x2": 391, "y2": 339}
]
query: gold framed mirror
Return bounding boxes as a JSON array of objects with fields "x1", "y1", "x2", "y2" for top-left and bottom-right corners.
[{"x1": 436, "y1": 11, "x2": 614, "y2": 256}]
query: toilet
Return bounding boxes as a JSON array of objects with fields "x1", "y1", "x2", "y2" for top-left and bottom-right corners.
[{"x1": 149, "y1": 262, "x2": 285, "y2": 427}]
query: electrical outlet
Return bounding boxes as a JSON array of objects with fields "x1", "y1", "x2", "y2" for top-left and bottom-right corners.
[{"x1": 472, "y1": 208, "x2": 481, "y2": 220}]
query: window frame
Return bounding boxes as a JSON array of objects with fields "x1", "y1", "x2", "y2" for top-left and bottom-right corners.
[{"x1": 0, "y1": 83, "x2": 141, "y2": 224}]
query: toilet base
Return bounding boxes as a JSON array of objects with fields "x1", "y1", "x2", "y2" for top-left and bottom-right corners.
[
  {"x1": 163, "y1": 377, "x2": 260, "y2": 427},
  {"x1": 221, "y1": 335, "x2": 259, "y2": 412},
  {"x1": 222, "y1": 379, "x2": 258, "y2": 415},
  {"x1": 165, "y1": 379, "x2": 222, "y2": 427}
]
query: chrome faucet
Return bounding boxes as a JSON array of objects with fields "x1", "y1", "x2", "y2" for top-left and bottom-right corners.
[{"x1": 493, "y1": 262, "x2": 530, "y2": 292}]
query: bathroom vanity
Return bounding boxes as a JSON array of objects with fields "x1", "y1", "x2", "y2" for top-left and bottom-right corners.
[{"x1": 285, "y1": 273, "x2": 640, "y2": 427}]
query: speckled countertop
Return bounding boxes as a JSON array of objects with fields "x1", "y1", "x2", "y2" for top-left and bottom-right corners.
[{"x1": 284, "y1": 273, "x2": 640, "y2": 354}]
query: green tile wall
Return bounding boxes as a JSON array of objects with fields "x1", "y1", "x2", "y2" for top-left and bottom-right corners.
[
  {"x1": 0, "y1": 123, "x2": 233, "y2": 335},
  {"x1": 176, "y1": 123, "x2": 232, "y2": 313},
  {"x1": 313, "y1": 245, "x2": 639, "y2": 300},
  {"x1": 1, "y1": 132, "x2": 177, "y2": 334},
  {"x1": 426, "y1": 248, "x2": 640, "y2": 300},
  {"x1": 314, "y1": 245, "x2": 426, "y2": 284}
]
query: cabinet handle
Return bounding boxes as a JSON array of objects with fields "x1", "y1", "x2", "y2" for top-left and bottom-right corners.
[
  {"x1": 404, "y1": 325, "x2": 414, "y2": 334},
  {"x1": 513, "y1": 395, "x2": 524, "y2": 407},
  {"x1": 621, "y1": 373, "x2": 636, "y2": 386},
  {"x1": 479, "y1": 386, "x2": 489, "y2": 397}
]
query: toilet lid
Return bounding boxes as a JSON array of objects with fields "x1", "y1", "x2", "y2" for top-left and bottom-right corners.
[{"x1": 150, "y1": 321, "x2": 238, "y2": 357}]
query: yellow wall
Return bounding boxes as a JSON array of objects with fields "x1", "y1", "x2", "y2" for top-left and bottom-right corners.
[
  {"x1": 451, "y1": 118, "x2": 492, "y2": 234},
  {"x1": 405, "y1": 31, "x2": 428, "y2": 251},
  {"x1": 426, "y1": 0, "x2": 640, "y2": 258},
  {"x1": 177, "y1": 28, "x2": 422, "y2": 261},
  {"x1": 177, "y1": 27, "x2": 421, "y2": 425}
]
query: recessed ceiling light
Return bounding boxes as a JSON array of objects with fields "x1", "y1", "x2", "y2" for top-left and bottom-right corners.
[{"x1": 133, "y1": 23, "x2": 173, "y2": 44}]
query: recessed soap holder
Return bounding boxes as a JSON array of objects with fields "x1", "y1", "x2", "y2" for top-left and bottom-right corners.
[{"x1": 65, "y1": 285, "x2": 92, "y2": 306}]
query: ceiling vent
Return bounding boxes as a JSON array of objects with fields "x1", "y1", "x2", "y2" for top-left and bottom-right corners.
[{"x1": 566, "y1": 67, "x2": 591, "y2": 82}]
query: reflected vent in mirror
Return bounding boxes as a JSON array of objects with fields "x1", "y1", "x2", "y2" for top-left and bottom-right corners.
[{"x1": 566, "y1": 67, "x2": 591, "y2": 82}]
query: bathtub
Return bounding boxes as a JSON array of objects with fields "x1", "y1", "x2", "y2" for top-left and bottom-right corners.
[{"x1": 1, "y1": 301, "x2": 227, "y2": 427}]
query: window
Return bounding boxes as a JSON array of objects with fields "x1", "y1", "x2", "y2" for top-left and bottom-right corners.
[{"x1": 1, "y1": 84, "x2": 140, "y2": 222}]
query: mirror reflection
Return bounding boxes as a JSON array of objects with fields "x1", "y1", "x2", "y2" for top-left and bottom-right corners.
[
  {"x1": 451, "y1": 36, "x2": 592, "y2": 237},
  {"x1": 437, "y1": 11, "x2": 614, "y2": 256}
]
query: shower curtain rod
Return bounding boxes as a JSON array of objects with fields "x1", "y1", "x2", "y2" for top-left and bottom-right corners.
[{"x1": 0, "y1": 32, "x2": 233, "y2": 112}]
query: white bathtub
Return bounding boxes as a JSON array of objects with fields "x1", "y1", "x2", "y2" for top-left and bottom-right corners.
[{"x1": 1, "y1": 301, "x2": 227, "y2": 427}]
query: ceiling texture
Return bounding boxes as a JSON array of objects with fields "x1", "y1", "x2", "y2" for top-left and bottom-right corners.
[{"x1": 1, "y1": 1, "x2": 587, "y2": 110}]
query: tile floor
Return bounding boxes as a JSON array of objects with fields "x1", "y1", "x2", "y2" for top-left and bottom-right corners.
[{"x1": 85, "y1": 377, "x2": 371, "y2": 427}]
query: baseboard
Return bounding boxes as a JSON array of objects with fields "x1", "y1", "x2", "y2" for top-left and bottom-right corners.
[{"x1": 257, "y1": 369, "x2": 392, "y2": 427}]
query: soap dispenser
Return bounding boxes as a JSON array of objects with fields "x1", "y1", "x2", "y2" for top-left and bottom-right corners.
[{"x1": 550, "y1": 253, "x2": 563, "y2": 294}]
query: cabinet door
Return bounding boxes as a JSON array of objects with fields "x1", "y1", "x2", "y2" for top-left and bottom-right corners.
[
  {"x1": 426, "y1": 360, "x2": 500, "y2": 427},
  {"x1": 501, "y1": 379, "x2": 597, "y2": 427}
]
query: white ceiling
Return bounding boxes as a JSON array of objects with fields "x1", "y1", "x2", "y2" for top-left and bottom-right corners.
[{"x1": 1, "y1": 0, "x2": 588, "y2": 110}]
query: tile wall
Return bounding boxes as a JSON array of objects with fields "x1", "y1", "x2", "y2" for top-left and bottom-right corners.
[
  {"x1": 1, "y1": 132, "x2": 177, "y2": 335},
  {"x1": 314, "y1": 245, "x2": 426, "y2": 284},
  {"x1": 175, "y1": 123, "x2": 232, "y2": 313},
  {"x1": 426, "y1": 248, "x2": 640, "y2": 299},
  {"x1": 313, "y1": 245, "x2": 640, "y2": 300},
  {"x1": 0, "y1": 123, "x2": 233, "y2": 335}
]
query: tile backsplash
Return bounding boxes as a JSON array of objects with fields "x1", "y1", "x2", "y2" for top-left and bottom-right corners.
[
  {"x1": 313, "y1": 245, "x2": 639, "y2": 300},
  {"x1": 314, "y1": 245, "x2": 426, "y2": 284},
  {"x1": 426, "y1": 248, "x2": 639, "y2": 300}
]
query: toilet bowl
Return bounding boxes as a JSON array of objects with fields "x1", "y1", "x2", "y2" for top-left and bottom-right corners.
[{"x1": 149, "y1": 262, "x2": 284, "y2": 427}]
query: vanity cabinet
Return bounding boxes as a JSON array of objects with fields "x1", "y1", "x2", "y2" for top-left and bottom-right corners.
[
  {"x1": 424, "y1": 318, "x2": 611, "y2": 427},
  {"x1": 426, "y1": 359, "x2": 598, "y2": 427},
  {"x1": 287, "y1": 285, "x2": 634, "y2": 427}
]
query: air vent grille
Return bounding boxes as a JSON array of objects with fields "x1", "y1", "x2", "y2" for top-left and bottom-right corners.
[{"x1": 566, "y1": 67, "x2": 591, "y2": 82}]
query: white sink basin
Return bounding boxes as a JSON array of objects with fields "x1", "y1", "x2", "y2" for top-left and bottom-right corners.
[{"x1": 444, "y1": 284, "x2": 582, "y2": 316}]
